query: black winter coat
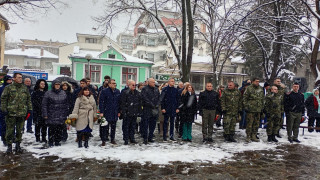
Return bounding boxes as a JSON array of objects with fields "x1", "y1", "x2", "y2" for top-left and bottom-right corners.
[
  {"x1": 198, "y1": 90, "x2": 221, "y2": 112},
  {"x1": 284, "y1": 91, "x2": 305, "y2": 114},
  {"x1": 305, "y1": 95, "x2": 319, "y2": 118},
  {"x1": 99, "y1": 87, "x2": 121, "y2": 122},
  {"x1": 161, "y1": 86, "x2": 179, "y2": 116},
  {"x1": 42, "y1": 89, "x2": 68, "y2": 125},
  {"x1": 180, "y1": 92, "x2": 197, "y2": 123},
  {"x1": 141, "y1": 85, "x2": 160, "y2": 118},
  {"x1": 121, "y1": 89, "x2": 142, "y2": 117},
  {"x1": 32, "y1": 90, "x2": 46, "y2": 118}
]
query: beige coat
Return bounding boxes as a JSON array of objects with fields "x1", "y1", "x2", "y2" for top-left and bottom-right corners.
[{"x1": 69, "y1": 95, "x2": 97, "y2": 131}]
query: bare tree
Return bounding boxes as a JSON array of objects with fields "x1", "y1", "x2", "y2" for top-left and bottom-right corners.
[
  {"x1": 301, "y1": 0, "x2": 320, "y2": 86},
  {"x1": 0, "y1": 0, "x2": 67, "y2": 21},
  {"x1": 236, "y1": 0, "x2": 312, "y2": 83},
  {"x1": 195, "y1": 0, "x2": 250, "y2": 87},
  {"x1": 94, "y1": 0, "x2": 195, "y2": 82}
]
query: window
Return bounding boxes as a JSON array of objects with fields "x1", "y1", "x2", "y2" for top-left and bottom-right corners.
[
  {"x1": 122, "y1": 67, "x2": 137, "y2": 84},
  {"x1": 147, "y1": 53, "x2": 154, "y2": 62},
  {"x1": 24, "y1": 59, "x2": 40, "y2": 67},
  {"x1": 8, "y1": 59, "x2": 16, "y2": 66},
  {"x1": 85, "y1": 38, "x2": 97, "y2": 44},
  {"x1": 45, "y1": 62, "x2": 52, "y2": 69},
  {"x1": 85, "y1": 65, "x2": 101, "y2": 83},
  {"x1": 147, "y1": 38, "x2": 155, "y2": 46},
  {"x1": 108, "y1": 54, "x2": 116, "y2": 59}
]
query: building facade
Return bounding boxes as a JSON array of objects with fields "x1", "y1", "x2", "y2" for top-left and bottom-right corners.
[
  {"x1": 0, "y1": 13, "x2": 9, "y2": 67},
  {"x1": 116, "y1": 32, "x2": 134, "y2": 55},
  {"x1": 69, "y1": 47, "x2": 153, "y2": 88},
  {"x1": 18, "y1": 39, "x2": 67, "y2": 56},
  {"x1": 4, "y1": 47, "x2": 59, "y2": 73}
]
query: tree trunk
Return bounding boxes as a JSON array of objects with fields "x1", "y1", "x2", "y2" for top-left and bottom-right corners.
[
  {"x1": 181, "y1": 0, "x2": 187, "y2": 82},
  {"x1": 269, "y1": 1, "x2": 283, "y2": 82},
  {"x1": 185, "y1": 0, "x2": 194, "y2": 83},
  {"x1": 310, "y1": 0, "x2": 320, "y2": 86}
]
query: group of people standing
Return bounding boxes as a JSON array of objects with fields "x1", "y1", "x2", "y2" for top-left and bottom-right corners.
[{"x1": 0, "y1": 72, "x2": 312, "y2": 154}]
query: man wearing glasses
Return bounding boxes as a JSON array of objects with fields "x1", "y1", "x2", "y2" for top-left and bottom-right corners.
[
  {"x1": 99, "y1": 79, "x2": 121, "y2": 145},
  {"x1": 120, "y1": 80, "x2": 142, "y2": 145}
]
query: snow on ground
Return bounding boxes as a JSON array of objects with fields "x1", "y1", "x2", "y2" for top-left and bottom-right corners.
[{"x1": 1, "y1": 116, "x2": 320, "y2": 165}]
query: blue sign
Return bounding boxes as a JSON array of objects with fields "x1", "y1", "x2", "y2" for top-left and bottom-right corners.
[{"x1": 14, "y1": 71, "x2": 48, "y2": 80}]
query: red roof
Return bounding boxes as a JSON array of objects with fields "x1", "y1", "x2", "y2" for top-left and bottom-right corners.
[{"x1": 161, "y1": 17, "x2": 182, "y2": 26}]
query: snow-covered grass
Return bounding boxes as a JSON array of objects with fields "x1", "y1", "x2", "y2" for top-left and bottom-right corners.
[{"x1": 1, "y1": 116, "x2": 320, "y2": 165}]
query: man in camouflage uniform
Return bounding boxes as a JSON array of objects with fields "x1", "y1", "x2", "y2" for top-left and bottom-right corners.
[
  {"x1": 273, "y1": 78, "x2": 286, "y2": 137},
  {"x1": 1, "y1": 73, "x2": 32, "y2": 153},
  {"x1": 221, "y1": 81, "x2": 242, "y2": 142},
  {"x1": 243, "y1": 78, "x2": 265, "y2": 142},
  {"x1": 265, "y1": 86, "x2": 283, "y2": 142}
]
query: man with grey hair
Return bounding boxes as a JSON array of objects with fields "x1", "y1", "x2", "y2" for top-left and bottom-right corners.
[
  {"x1": 141, "y1": 78, "x2": 160, "y2": 144},
  {"x1": 24, "y1": 77, "x2": 34, "y2": 133}
]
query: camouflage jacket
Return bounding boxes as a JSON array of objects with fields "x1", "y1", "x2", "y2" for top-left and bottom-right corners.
[
  {"x1": 243, "y1": 84, "x2": 265, "y2": 113},
  {"x1": 221, "y1": 88, "x2": 242, "y2": 114},
  {"x1": 1, "y1": 83, "x2": 32, "y2": 117},
  {"x1": 265, "y1": 92, "x2": 283, "y2": 118}
]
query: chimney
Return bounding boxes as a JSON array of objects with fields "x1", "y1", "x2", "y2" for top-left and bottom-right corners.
[
  {"x1": 40, "y1": 48, "x2": 44, "y2": 56},
  {"x1": 21, "y1": 45, "x2": 25, "y2": 51}
]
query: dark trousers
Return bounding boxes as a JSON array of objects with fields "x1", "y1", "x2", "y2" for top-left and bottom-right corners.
[
  {"x1": 0, "y1": 113, "x2": 6, "y2": 142},
  {"x1": 142, "y1": 115, "x2": 157, "y2": 141},
  {"x1": 62, "y1": 125, "x2": 68, "y2": 141},
  {"x1": 100, "y1": 121, "x2": 117, "y2": 141},
  {"x1": 122, "y1": 116, "x2": 137, "y2": 141},
  {"x1": 308, "y1": 116, "x2": 320, "y2": 132},
  {"x1": 175, "y1": 114, "x2": 184, "y2": 136},
  {"x1": 26, "y1": 111, "x2": 33, "y2": 131},
  {"x1": 239, "y1": 110, "x2": 247, "y2": 129},
  {"x1": 164, "y1": 114, "x2": 175, "y2": 139},
  {"x1": 35, "y1": 124, "x2": 47, "y2": 140},
  {"x1": 48, "y1": 124, "x2": 64, "y2": 144}
]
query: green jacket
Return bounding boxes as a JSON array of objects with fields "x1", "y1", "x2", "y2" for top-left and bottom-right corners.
[
  {"x1": 1, "y1": 83, "x2": 32, "y2": 117},
  {"x1": 221, "y1": 88, "x2": 242, "y2": 115},
  {"x1": 265, "y1": 92, "x2": 283, "y2": 118},
  {"x1": 243, "y1": 84, "x2": 265, "y2": 113}
]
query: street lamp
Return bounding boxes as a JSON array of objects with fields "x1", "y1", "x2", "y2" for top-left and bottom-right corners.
[{"x1": 85, "y1": 54, "x2": 92, "y2": 78}]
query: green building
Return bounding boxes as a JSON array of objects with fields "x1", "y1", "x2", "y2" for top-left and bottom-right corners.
[{"x1": 69, "y1": 47, "x2": 153, "y2": 89}]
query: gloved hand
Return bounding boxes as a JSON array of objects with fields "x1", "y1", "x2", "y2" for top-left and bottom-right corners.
[
  {"x1": 199, "y1": 110, "x2": 203, "y2": 116},
  {"x1": 222, "y1": 110, "x2": 227, "y2": 115},
  {"x1": 272, "y1": 104, "x2": 278, "y2": 108}
]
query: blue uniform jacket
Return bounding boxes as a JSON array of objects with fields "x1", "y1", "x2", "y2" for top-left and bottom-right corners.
[{"x1": 99, "y1": 87, "x2": 121, "y2": 122}]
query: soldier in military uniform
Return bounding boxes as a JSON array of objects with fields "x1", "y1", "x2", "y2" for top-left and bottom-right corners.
[
  {"x1": 265, "y1": 86, "x2": 283, "y2": 142},
  {"x1": 243, "y1": 78, "x2": 265, "y2": 142},
  {"x1": 1, "y1": 73, "x2": 32, "y2": 153},
  {"x1": 273, "y1": 77, "x2": 286, "y2": 137},
  {"x1": 221, "y1": 81, "x2": 242, "y2": 142}
]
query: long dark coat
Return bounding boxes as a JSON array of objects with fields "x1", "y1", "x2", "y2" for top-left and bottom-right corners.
[
  {"x1": 32, "y1": 79, "x2": 48, "y2": 124},
  {"x1": 99, "y1": 87, "x2": 120, "y2": 122},
  {"x1": 120, "y1": 89, "x2": 142, "y2": 117},
  {"x1": 305, "y1": 95, "x2": 319, "y2": 118},
  {"x1": 141, "y1": 85, "x2": 160, "y2": 118},
  {"x1": 161, "y1": 86, "x2": 179, "y2": 116},
  {"x1": 180, "y1": 92, "x2": 197, "y2": 123},
  {"x1": 42, "y1": 81, "x2": 68, "y2": 125}
]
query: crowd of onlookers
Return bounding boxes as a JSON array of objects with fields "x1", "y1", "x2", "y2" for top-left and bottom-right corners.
[{"x1": 0, "y1": 72, "x2": 316, "y2": 154}]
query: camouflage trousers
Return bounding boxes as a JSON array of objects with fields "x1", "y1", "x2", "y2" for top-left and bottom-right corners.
[
  {"x1": 5, "y1": 116, "x2": 25, "y2": 145},
  {"x1": 246, "y1": 112, "x2": 261, "y2": 137},
  {"x1": 266, "y1": 115, "x2": 281, "y2": 135},
  {"x1": 223, "y1": 113, "x2": 237, "y2": 135},
  {"x1": 286, "y1": 112, "x2": 301, "y2": 140}
]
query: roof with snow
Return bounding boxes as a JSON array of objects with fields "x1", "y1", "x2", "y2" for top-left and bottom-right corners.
[
  {"x1": 230, "y1": 56, "x2": 245, "y2": 64},
  {"x1": 70, "y1": 49, "x2": 153, "y2": 65},
  {"x1": 5, "y1": 48, "x2": 58, "y2": 59},
  {"x1": 172, "y1": 54, "x2": 212, "y2": 64}
]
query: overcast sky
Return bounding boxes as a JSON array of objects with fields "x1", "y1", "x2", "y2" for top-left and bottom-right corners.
[{"x1": 5, "y1": 0, "x2": 135, "y2": 44}]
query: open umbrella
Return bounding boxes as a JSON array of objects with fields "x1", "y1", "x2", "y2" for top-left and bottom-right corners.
[{"x1": 54, "y1": 76, "x2": 79, "y2": 89}]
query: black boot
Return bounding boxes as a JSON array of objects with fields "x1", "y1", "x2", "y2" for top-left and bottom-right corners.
[
  {"x1": 15, "y1": 142, "x2": 22, "y2": 153},
  {"x1": 84, "y1": 133, "x2": 89, "y2": 148},
  {"x1": 224, "y1": 134, "x2": 229, "y2": 141},
  {"x1": 272, "y1": 134, "x2": 278, "y2": 142},
  {"x1": 267, "y1": 135, "x2": 272, "y2": 142},
  {"x1": 6, "y1": 144, "x2": 12, "y2": 154},
  {"x1": 42, "y1": 137, "x2": 47, "y2": 143},
  {"x1": 36, "y1": 136, "x2": 40, "y2": 142},
  {"x1": 77, "y1": 132, "x2": 82, "y2": 148},
  {"x1": 229, "y1": 135, "x2": 237, "y2": 142}
]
